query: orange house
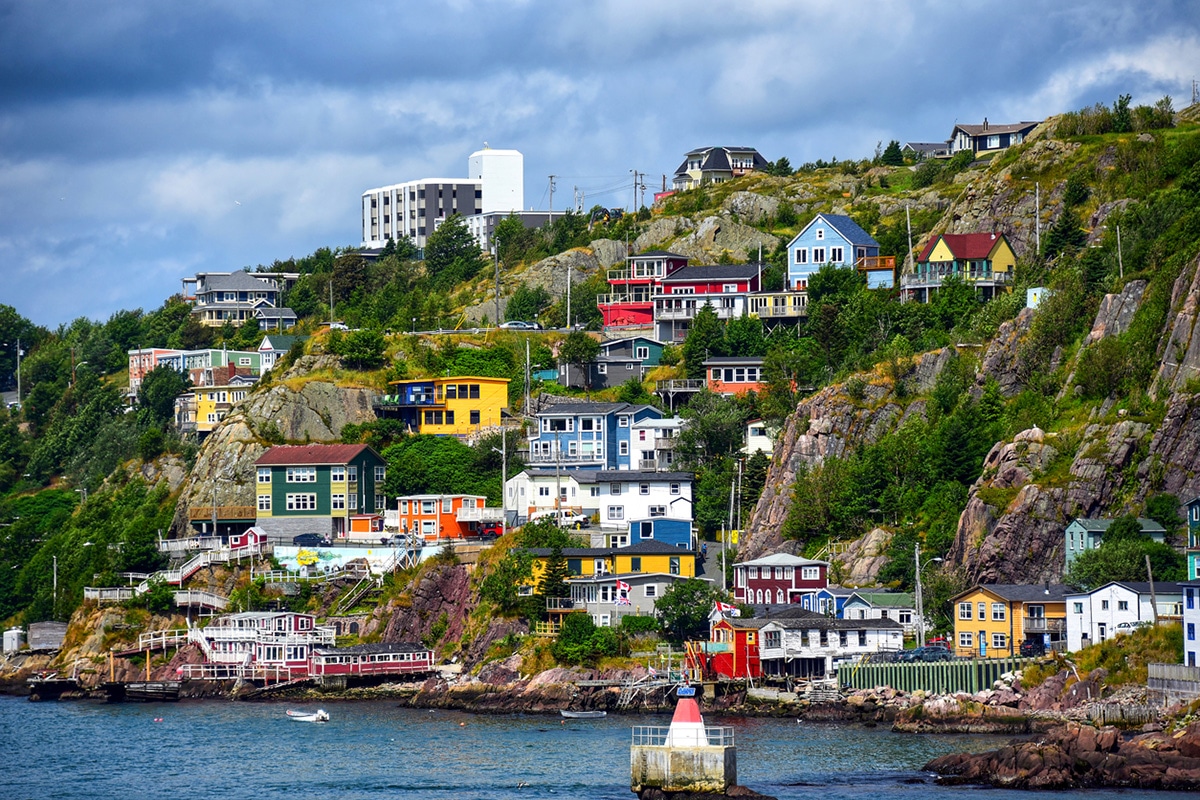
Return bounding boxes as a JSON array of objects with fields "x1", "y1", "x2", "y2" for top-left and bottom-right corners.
[
  {"x1": 704, "y1": 357, "x2": 766, "y2": 396},
  {"x1": 395, "y1": 494, "x2": 503, "y2": 542}
]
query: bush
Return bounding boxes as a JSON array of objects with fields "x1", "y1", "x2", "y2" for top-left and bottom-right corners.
[{"x1": 619, "y1": 615, "x2": 659, "y2": 635}]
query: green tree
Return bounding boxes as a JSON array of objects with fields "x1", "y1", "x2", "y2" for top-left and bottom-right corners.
[
  {"x1": 424, "y1": 214, "x2": 486, "y2": 288},
  {"x1": 677, "y1": 390, "x2": 748, "y2": 467},
  {"x1": 558, "y1": 331, "x2": 600, "y2": 390},
  {"x1": 339, "y1": 329, "x2": 387, "y2": 370},
  {"x1": 539, "y1": 546, "x2": 571, "y2": 602},
  {"x1": 506, "y1": 284, "x2": 552, "y2": 322},
  {"x1": 881, "y1": 140, "x2": 904, "y2": 166},
  {"x1": 682, "y1": 305, "x2": 725, "y2": 379},
  {"x1": 1065, "y1": 537, "x2": 1185, "y2": 590},
  {"x1": 1101, "y1": 515, "x2": 1148, "y2": 545},
  {"x1": 1144, "y1": 494, "x2": 1183, "y2": 537},
  {"x1": 137, "y1": 365, "x2": 191, "y2": 427},
  {"x1": 615, "y1": 377, "x2": 654, "y2": 405},
  {"x1": 725, "y1": 313, "x2": 767, "y2": 358},
  {"x1": 655, "y1": 578, "x2": 719, "y2": 642}
]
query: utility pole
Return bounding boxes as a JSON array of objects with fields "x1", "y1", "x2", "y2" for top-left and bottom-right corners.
[
  {"x1": 329, "y1": 280, "x2": 334, "y2": 327},
  {"x1": 548, "y1": 175, "x2": 556, "y2": 212},
  {"x1": 1146, "y1": 554, "x2": 1159, "y2": 624},
  {"x1": 905, "y1": 203, "x2": 914, "y2": 273},
  {"x1": 52, "y1": 555, "x2": 57, "y2": 617},
  {"x1": 1116, "y1": 224, "x2": 1124, "y2": 280},
  {"x1": 1035, "y1": 181, "x2": 1041, "y2": 254},
  {"x1": 566, "y1": 263, "x2": 572, "y2": 331},
  {"x1": 494, "y1": 248, "x2": 501, "y2": 326},
  {"x1": 525, "y1": 339, "x2": 531, "y2": 415},
  {"x1": 736, "y1": 459, "x2": 743, "y2": 532}
]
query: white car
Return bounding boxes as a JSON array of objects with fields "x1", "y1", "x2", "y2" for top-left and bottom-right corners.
[
  {"x1": 529, "y1": 509, "x2": 590, "y2": 528},
  {"x1": 499, "y1": 320, "x2": 542, "y2": 331}
]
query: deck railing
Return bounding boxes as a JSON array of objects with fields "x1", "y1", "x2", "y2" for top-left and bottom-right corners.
[
  {"x1": 1023, "y1": 617, "x2": 1066, "y2": 633},
  {"x1": 631, "y1": 726, "x2": 735, "y2": 747},
  {"x1": 655, "y1": 379, "x2": 705, "y2": 392},
  {"x1": 83, "y1": 587, "x2": 135, "y2": 604}
]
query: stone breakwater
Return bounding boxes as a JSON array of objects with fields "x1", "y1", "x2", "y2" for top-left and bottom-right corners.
[{"x1": 925, "y1": 720, "x2": 1200, "y2": 790}]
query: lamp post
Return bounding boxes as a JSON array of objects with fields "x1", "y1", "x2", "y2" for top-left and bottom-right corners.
[
  {"x1": 412, "y1": 317, "x2": 417, "y2": 335},
  {"x1": 914, "y1": 543, "x2": 943, "y2": 646},
  {"x1": 491, "y1": 433, "x2": 507, "y2": 536}
]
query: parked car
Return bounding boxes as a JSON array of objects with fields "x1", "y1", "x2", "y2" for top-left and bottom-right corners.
[
  {"x1": 479, "y1": 521, "x2": 503, "y2": 538},
  {"x1": 1115, "y1": 620, "x2": 1152, "y2": 634},
  {"x1": 1019, "y1": 639, "x2": 1046, "y2": 657},
  {"x1": 292, "y1": 533, "x2": 328, "y2": 547},
  {"x1": 328, "y1": 321, "x2": 349, "y2": 331},
  {"x1": 529, "y1": 509, "x2": 590, "y2": 528},
  {"x1": 899, "y1": 645, "x2": 953, "y2": 663},
  {"x1": 499, "y1": 320, "x2": 542, "y2": 330}
]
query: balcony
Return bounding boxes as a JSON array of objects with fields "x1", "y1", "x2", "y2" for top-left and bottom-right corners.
[
  {"x1": 546, "y1": 597, "x2": 587, "y2": 612},
  {"x1": 597, "y1": 293, "x2": 653, "y2": 307},
  {"x1": 1023, "y1": 617, "x2": 1066, "y2": 634},
  {"x1": 855, "y1": 255, "x2": 896, "y2": 272},
  {"x1": 751, "y1": 292, "x2": 809, "y2": 319},
  {"x1": 901, "y1": 267, "x2": 1013, "y2": 290},
  {"x1": 456, "y1": 507, "x2": 505, "y2": 523},
  {"x1": 527, "y1": 450, "x2": 606, "y2": 465},
  {"x1": 607, "y1": 268, "x2": 662, "y2": 283},
  {"x1": 655, "y1": 379, "x2": 705, "y2": 392},
  {"x1": 373, "y1": 393, "x2": 441, "y2": 408}
]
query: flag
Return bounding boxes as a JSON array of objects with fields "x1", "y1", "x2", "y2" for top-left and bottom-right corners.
[
  {"x1": 616, "y1": 595, "x2": 631, "y2": 605},
  {"x1": 616, "y1": 580, "x2": 631, "y2": 592},
  {"x1": 715, "y1": 601, "x2": 737, "y2": 614}
]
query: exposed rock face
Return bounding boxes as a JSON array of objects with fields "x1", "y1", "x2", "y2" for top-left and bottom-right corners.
[
  {"x1": 925, "y1": 721, "x2": 1200, "y2": 790},
  {"x1": 589, "y1": 238, "x2": 628, "y2": 268},
  {"x1": 668, "y1": 216, "x2": 780, "y2": 264},
  {"x1": 833, "y1": 527, "x2": 892, "y2": 585},
  {"x1": 379, "y1": 564, "x2": 475, "y2": 655},
  {"x1": 1154, "y1": 258, "x2": 1200, "y2": 393},
  {"x1": 720, "y1": 191, "x2": 781, "y2": 225},
  {"x1": 977, "y1": 307, "x2": 1033, "y2": 397},
  {"x1": 634, "y1": 217, "x2": 695, "y2": 252},
  {"x1": 512, "y1": 248, "x2": 600, "y2": 297},
  {"x1": 1082, "y1": 280, "x2": 1146, "y2": 347}
]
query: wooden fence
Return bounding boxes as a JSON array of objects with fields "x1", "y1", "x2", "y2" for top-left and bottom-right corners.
[
  {"x1": 1087, "y1": 702, "x2": 1158, "y2": 727},
  {"x1": 839, "y1": 656, "x2": 1032, "y2": 694},
  {"x1": 1148, "y1": 662, "x2": 1200, "y2": 699}
]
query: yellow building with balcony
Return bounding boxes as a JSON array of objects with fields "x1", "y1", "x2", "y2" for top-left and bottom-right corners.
[
  {"x1": 373, "y1": 375, "x2": 510, "y2": 437},
  {"x1": 950, "y1": 583, "x2": 1069, "y2": 658}
]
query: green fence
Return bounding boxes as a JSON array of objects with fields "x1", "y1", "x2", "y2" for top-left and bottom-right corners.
[{"x1": 839, "y1": 656, "x2": 1032, "y2": 694}]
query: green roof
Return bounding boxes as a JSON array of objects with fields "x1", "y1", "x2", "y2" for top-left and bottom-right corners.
[{"x1": 847, "y1": 591, "x2": 913, "y2": 607}]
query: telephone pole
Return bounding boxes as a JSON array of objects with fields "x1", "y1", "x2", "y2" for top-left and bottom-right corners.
[{"x1": 548, "y1": 175, "x2": 556, "y2": 212}]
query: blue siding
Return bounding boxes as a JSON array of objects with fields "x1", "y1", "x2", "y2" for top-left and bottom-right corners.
[
  {"x1": 629, "y1": 518, "x2": 692, "y2": 549},
  {"x1": 786, "y1": 214, "x2": 879, "y2": 290}
]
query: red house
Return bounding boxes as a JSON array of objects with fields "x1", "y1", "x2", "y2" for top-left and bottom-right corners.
[
  {"x1": 706, "y1": 616, "x2": 766, "y2": 679},
  {"x1": 598, "y1": 251, "x2": 689, "y2": 328},
  {"x1": 733, "y1": 553, "x2": 828, "y2": 605},
  {"x1": 653, "y1": 264, "x2": 762, "y2": 342},
  {"x1": 704, "y1": 357, "x2": 767, "y2": 396}
]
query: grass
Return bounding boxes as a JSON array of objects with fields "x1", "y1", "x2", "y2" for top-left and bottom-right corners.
[{"x1": 1024, "y1": 623, "x2": 1183, "y2": 690}]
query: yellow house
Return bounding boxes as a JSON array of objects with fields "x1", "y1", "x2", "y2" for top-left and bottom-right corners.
[
  {"x1": 950, "y1": 583, "x2": 1069, "y2": 658},
  {"x1": 907, "y1": 232, "x2": 1017, "y2": 304},
  {"x1": 375, "y1": 375, "x2": 510, "y2": 437},
  {"x1": 193, "y1": 383, "x2": 252, "y2": 434}
]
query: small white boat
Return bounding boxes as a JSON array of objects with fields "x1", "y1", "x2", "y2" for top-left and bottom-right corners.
[
  {"x1": 560, "y1": 710, "x2": 606, "y2": 719},
  {"x1": 286, "y1": 709, "x2": 329, "y2": 723}
]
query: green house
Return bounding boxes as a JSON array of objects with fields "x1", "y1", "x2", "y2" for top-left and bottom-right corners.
[{"x1": 255, "y1": 444, "x2": 387, "y2": 541}]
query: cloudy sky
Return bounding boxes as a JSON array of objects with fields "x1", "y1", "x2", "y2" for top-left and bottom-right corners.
[{"x1": 1, "y1": 0, "x2": 1196, "y2": 328}]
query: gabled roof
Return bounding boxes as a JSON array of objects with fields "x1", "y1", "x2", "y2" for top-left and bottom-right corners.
[
  {"x1": 674, "y1": 147, "x2": 768, "y2": 177},
  {"x1": 254, "y1": 307, "x2": 297, "y2": 319},
  {"x1": 1066, "y1": 581, "x2": 1183, "y2": 597},
  {"x1": 202, "y1": 272, "x2": 280, "y2": 292},
  {"x1": 260, "y1": 335, "x2": 305, "y2": 352},
  {"x1": 660, "y1": 264, "x2": 761, "y2": 282},
  {"x1": 903, "y1": 141, "x2": 949, "y2": 152},
  {"x1": 792, "y1": 213, "x2": 879, "y2": 249},
  {"x1": 632, "y1": 250, "x2": 687, "y2": 259},
  {"x1": 952, "y1": 583, "x2": 1072, "y2": 603},
  {"x1": 255, "y1": 444, "x2": 380, "y2": 466},
  {"x1": 1067, "y1": 517, "x2": 1166, "y2": 533},
  {"x1": 762, "y1": 616, "x2": 903, "y2": 631},
  {"x1": 951, "y1": 120, "x2": 1040, "y2": 138},
  {"x1": 845, "y1": 591, "x2": 914, "y2": 608},
  {"x1": 600, "y1": 335, "x2": 664, "y2": 352},
  {"x1": 734, "y1": 552, "x2": 828, "y2": 568},
  {"x1": 537, "y1": 400, "x2": 636, "y2": 416},
  {"x1": 526, "y1": 540, "x2": 695, "y2": 558},
  {"x1": 917, "y1": 232, "x2": 1011, "y2": 263}
]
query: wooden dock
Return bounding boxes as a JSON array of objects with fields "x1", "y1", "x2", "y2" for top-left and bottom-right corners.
[{"x1": 104, "y1": 681, "x2": 182, "y2": 702}]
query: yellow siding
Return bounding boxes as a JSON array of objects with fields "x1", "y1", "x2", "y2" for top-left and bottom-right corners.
[
  {"x1": 926, "y1": 238, "x2": 955, "y2": 263},
  {"x1": 952, "y1": 588, "x2": 1067, "y2": 658},
  {"x1": 613, "y1": 552, "x2": 694, "y2": 578},
  {"x1": 256, "y1": 491, "x2": 272, "y2": 518},
  {"x1": 420, "y1": 377, "x2": 510, "y2": 436},
  {"x1": 989, "y1": 238, "x2": 1017, "y2": 274}
]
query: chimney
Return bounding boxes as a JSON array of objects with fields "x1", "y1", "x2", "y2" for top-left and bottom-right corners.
[
  {"x1": 1044, "y1": 581, "x2": 1050, "y2": 595},
  {"x1": 983, "y1": 117, "x2": 989, "y2": 131}
]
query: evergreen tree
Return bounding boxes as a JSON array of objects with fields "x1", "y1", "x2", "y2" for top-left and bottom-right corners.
[
  {"x1": 881, "y1": 140, "x2": 904, "y2": 166},
  {"x1": 682, "y1": 305, "x2": 725, "y2": 379},
  {"x1": 539, "y1": 546, "x2": 571, "y2": 601}
]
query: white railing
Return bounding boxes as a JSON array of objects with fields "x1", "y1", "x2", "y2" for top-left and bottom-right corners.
[
  {"x1": 456, "y1": 507, "x2": 505, "y2": 522},
  {"x1": 157, "y1": 536, "x2": 222, "y2": 554},
  {"x1": 655, "y1": 379, "x2": 705, "y2": 391},
  {"x1": 174, "y1": 590, "x2": 229, "y2": 610},
  {"x1": 631, "y1": 726, "x2": 735, "y2": 747},
  {"x1": 197, "y1": 626, "x2": 336, "y2": 646},
  {"x1": 84, "y1": 587, "x2": 135, "y2": 604},
  {"x1": 138, "y1": 629, "x2": 190, "y2": 651},
  {"x1": 527, "y1": 450, "x2": 606, "y2": 465},
  {"x1": 178, "y1": 663, "x2": 301, "y2": 681}
]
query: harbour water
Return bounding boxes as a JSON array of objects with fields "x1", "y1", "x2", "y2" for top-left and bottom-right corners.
[{"x1": 1, "y1": 695, "x2": 1193, "y2": 799}]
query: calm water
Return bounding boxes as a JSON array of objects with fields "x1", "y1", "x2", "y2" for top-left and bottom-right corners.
[{"x1": 0, "y1": 696, "x2": 1190, "y2": 800}]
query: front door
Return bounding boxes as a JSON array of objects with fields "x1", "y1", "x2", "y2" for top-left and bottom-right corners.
[{"x1": 1098, "y1": 623, "x2": 1107, "y2": 642}]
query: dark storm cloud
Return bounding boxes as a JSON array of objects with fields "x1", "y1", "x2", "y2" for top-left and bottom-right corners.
[{"x1": 0, "y1": 0, "x2": 1196, "y2": 326}]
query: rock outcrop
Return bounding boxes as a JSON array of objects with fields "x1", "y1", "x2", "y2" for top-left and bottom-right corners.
[{"x1": 667, "y1": 216, "x2": 780, "y2": 264}]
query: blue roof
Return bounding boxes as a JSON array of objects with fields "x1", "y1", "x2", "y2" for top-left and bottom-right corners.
[{"x1": 816, "y1": 214, "x2": 878, "y2": 247}]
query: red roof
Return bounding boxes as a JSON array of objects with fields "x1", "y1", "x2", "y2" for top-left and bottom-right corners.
[
  {"x1": 918, "y1": 233, "x2": 1006, "y2": 263},
  {"x1": 255, "y1": 444, "x2": 377, "y2": 466}
]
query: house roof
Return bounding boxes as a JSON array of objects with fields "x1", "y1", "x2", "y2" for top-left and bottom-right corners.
[
  {"x1": 536, "y1": 400, "x2": 644, "y2": 416},
  {"x1": 1067, "y1": 517, "x2": 1166, "y2": 533},
  {"x1": 845, "y1": 591, "x2": 914, "y2": 608},
  {"x1": 818, "y1": 585, "x2": 857, "y2": 597},
  {"x1": 600, "y1": 336, "x2": 664, "y2": 351},
  {"x1": 567, "y1": 571, "x2": 697, "y2": 584},
  {"x1": 632, "y1": 250, "x2": 687, "y2": 259},
  {"x1": 951, "y1": 120, "x2": 1040, "y2": 138},
  {"x1": 526, "y1": 540, "x2": 695, "y2": 558},
  {"x1": 917, "y1": 232, "x2": 1010, "y2": 263},
  {"x1": 763, "y1": 616, "x2": 904, "y2": 631},
  {"x1": 953, "y1": 583, "x2": 1072, "y2": 603},
  {"x1": 674, "y1": 146, "x2": 768, "y2": 178},
  {"x1": 903, "y1": 142, "x2": 949, "y2": 152},
  {"x1": 1067, "y1": 581, "x2": 1183, "y2": 597},
  {"x1": 818, "y1": 214, "x2": 879, "y2": 248},
  {"x1": 591, "y1": 470, "x2": 693, "y2": 483},
  {"x1": 255, "y1": 443, "x2": 379, "y2": 466},
  {"x1": 254, "y1": 307, "x2": 297, "y2": 319},
  {"x1": 202, "y1": 272, "x2": 280, "y2": 292},
  {"x1": 660, "y1": 264, "x2": 761, "y2": 282},
  {"x1": 734, "y1": 552, "x2": 828, "y2": 568},
  {"x1": 260, "y1": 335, "x2": 305, "y2": 352},
  {"x1": 314, "y1": 642, "x2": 428, "y2": 656},
  {"x1": 703, "y1": 356, "x2": 765, "y2": 367}
]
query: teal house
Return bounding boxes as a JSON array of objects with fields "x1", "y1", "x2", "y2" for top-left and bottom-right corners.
[{"x1": 1064, "y1": 517, "x2": 1166, "y2": 571}]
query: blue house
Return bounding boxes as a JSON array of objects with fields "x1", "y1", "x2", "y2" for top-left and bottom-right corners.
[
  {"x1": 562, "y1": 336, "x2": 665, "y2": 391},
  {"x1": 785, "y1": 213, "x2": 885, "y2": 290},
  {"x1": 628, "y1": 518, "x2": 694, "y2": 550},
  {"x1": 1064, "y1": 517, "x2": 1166, "y2": 571},
  {"x1": 802, "y1": 585, "x2": 854, "y2": 616},
  {"x1": 528, "y1": 400, "x2": 663, "y2": 470}
]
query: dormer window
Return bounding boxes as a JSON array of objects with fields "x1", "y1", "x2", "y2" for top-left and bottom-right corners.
[{"x1": 815, "y1": 229, "x2": 824, "y2": 240}]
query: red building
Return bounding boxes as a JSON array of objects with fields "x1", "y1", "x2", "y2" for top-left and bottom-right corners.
[
  {"x1": 653, "y1": 264, "x2": 762, "y2": 342},
  {"x1": 706, "y1": 616, "x2": 766, "y2": 679},
  {"x1": 704, "y1": 357, "x2": 767, "y2": 396},
  {"x1": 733, "y1": 553, "x2": 828, "y2": 605},
  {"x1": 598, "y1": 251, "x2": 689, "y2": 328}
]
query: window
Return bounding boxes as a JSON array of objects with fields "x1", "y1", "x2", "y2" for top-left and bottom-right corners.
[
  {"x1": 445, "y1": 410, "x2": 455, "y2": 425},
  {"x1": 986, "y1": 134, "x2": 1000, "y2": 149},
  {"x1": 812, "y1": 247, "x2": 825, "y2": 263},
  {"x1": 375, "y1": 494, "x2": 385, "y2": 511},
  {"x1": 469, "y1": 384, "x2": 480, "y2": 399},
  {"x1": 764, "y1": 630, "x2": 781, "y2": 649},
  {"x1": 794, "y1": 248, "x2": 808, "y2": 265},
  {"x1": 400, "y1": 500, "x2": 409, "y2": 513},
  {"x1": 349, "y1": 494, "x2": 357, "y2": 510},
  {"x1": 257, "y1": 495, "x2": 271, "y2": 511},
  {"x1": 635, "y1": 346, "x2": 649, "y2": 359},
  {"x1": 331, "y1": 494, "x2": 345, "y2": 510},
  {"x1": 1101, "y1": 600, "x2": 1109, "y2": 610},
  {"x1": 374, "y1": 466, "x2": 386, "y2": 483},
  {"x1": 830, "y1": 246, "x2": 843, "y2": 263},
  {"x1": 421, "y1": 520, "x2": 435, "y2": 536},
  {"x1": 669, "y1": 556, "x2": 680, "y2": 575},
  {"x1": 330, "y1": 466, "x2": 345, "y2": 482},
  {"x1": 958, "y1": 602, "x2": 973, "y2": 620},
  {"x1": 239, "y1": 357, "x2": 252, "y2": 366},
  {"x1": 348, "y1": 466, "x2": 357, "y2": 482},
  {"x1": 618, "y1": 416, "x2": 629, "y2": 427},
  {"x1": 597, "y1": 363, "x2": 607, "y2": 375},
  {"x1": 1118, "y1": 600, "x2": 1129, "y2": 611},
  {"x1": 607, "y1": 505, "x2": 624, "y2": 520},
  {"x1": 815, "y1": 228, "x2": 824, "y2": 240},
  {"x1": 649, "y1": 505, "x2": 666, "y2": 518},
  {"x1": 630, "y1": 557, "x2": 641, "y2": 572},
  {"x1": 1073, "y1": 602, "x2": 1084, "y2": 614},
  {"x1": 470, "y1": 410, "x2": 480, "y2": 425},
  {"x1": 286, "y1": 467, "x2": 316, "y2": 483},
  {"x1": 611, "y1": 483, "x2": 622, "y2": 495},
  {"x1": 978, "y1": 602, "x2": 986, "y2": 619},
  {"x1": 858, "y1": 630, "x2": 867, "y2": 646},
  {"x1": 1188, "y1": 589, "x2": 1195, "y2": 610},
  {"x1": 991, "y1": 603, "x2": 1006, "y2": 621},
  {"x1": 286, "y1": 493, "x2": 317, "y2": 511},
  {"x1": 257, "y1": 468, "x2": 271, "y2": 484},
  {"x1": 801, "y1": 566, "x2": 820, "y2": 580},
  {"x1": 1189, "y1": 623, "x2": 1195, "y2": 641},
  {"x1": 420, "y1": 500, "x2": 436, "y2": 514},
  {"x1": 748, "y1": 567, "x2": 758, "y2": 579},
  {"x1": 619, "y1": 442, "x2": 629, "y2": 456},
  {"x1": 899, "y1": 611, "x2": 912, "y2": 624},
  {"x1": 992, "y1": 633, "x2": 1007, "y2": 650},
  {"x1": 959, "y1": 631, "x2": 974, "y2": 648},
  {"x1": 626, "y1": 363, "x2": 635, "y2": 370},
  {"x1": 538, "y1": 486, "x2": 550, "y2": 497},
  {"x1": 639, "y1": 483, "x2": 650, "y2": 495}
]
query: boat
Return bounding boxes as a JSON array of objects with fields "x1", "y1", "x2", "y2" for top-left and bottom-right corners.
[
  {"x1": 286, "y1": 708, "x2": 330, "y2": 722},
  {"x1": 560, "y1": 710, "x2": 606, "y2": 719}
]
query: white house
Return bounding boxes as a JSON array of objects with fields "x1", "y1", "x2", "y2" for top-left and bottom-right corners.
[
  {"x1": 564, "y1": 571, "x2": 699, "y2": 627},
  {"x1": 630, "y1": 416, "x2": 685, "y2": 471},
  {"x1": 591, "y1": 471, "x2": 693, "y2": 531},
  {"x1": 505, "y1": 469, "x2": 594, "y2": 524},
  {"x1": 841, "y1": 591, "x2": 920, "y2": 637},
  {"x1": 742, "y1": 419, "x2": 777, "y2": 457},
  {"x1": 1184, "y1": 582, "x2": 1198, "y2": 667},
  {"x1": 1065, "y1": 581, "x2": 1183, "y2": 651},
  {"x1": 758, "y1": 617, "x2": 904, "y2": 678}
]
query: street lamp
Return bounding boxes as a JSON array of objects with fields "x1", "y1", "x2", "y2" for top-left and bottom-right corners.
[
  {"x1": 71, "y1": 361, "x2": 88, "y2": 389},
  {"x1": 914, "y1": 544, "x2": 943, "y2": 646},
  {"x1": 412, "y1": 317, "x2": 417, "y2": 335}
]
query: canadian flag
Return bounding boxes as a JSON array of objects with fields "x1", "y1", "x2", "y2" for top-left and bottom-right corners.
[
  {"x1": 715, "y1": 601, "x2": 737, "y2": 613},
  {"x1": 616, "y1": 580, "x2": 632, "y2": 592}
]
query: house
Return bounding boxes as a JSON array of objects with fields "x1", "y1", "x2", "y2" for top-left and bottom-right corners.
[
  {"x1": 902, "y1": 141, "x2": 950, "y2": 160},
  {"x1": 128, "y1": 347, "x2": 182, "y2": 395},
  {"x1": 189, "y1": 611, "x2": 335, "y2": 675},
  {"x1": 155, "y1": 348, "x2": 262, "y2": 387},
  {"x1": 732, "y1": 553, "x2": 829, "y2": 606},
  {"x1": 182, "y1": 380, "x2": 255, "y2": 436},
  {"x1": 1064, "y1": 517, "x2": 1167, "y2": 570},
  {"x1": 505, "y1": 469, "x2": 594, "y2": 524},
  {"x1": 556, "y1": 570, "x2": 697, "y2": 628},
  {"x1": 786, "y1": 213, "x2": 887, "y2": 291},
  {"x1": 672, "y1": 146, "x2": 769, "y2": 191},
  {"x1": 1184, "y1": 582, "x2": 1199, "y2": 666},
  {"x1": 950, "y1": 583, "x2": 1070, "y2": 658},
  {"x1": 630, "y1": 416, "x2": 685, "y2": 472},
  {"x1": 394, "y1": 494, "x2": 502, "y2": 542},
  {"x1": 704, "y1": 356, "x2": 766, "y2": 396},
  {"x1": 309, "y1": 642, "x2": 435, "y2": 679},
  {"x1": 903, "y1": 232, "x2": 1017, "y2": 303},
  {"x1": 742, "y1": 418, "x2": 777, "y2": 457},
  {"x1": 758, "y1": 616, "x2": 904, "y2": 678},
  {"x1": 253, "y1": 306, "x2": 297, "y2": 332},
  {"x1": 842, "y1": 591, "x2": 919, "y2": 637},
  {"x1": 186, "y1": 271, "x2": 293, "y2": 328},
  {"x1": 373, "y1": 376, "x2": 509, "y2": 437},
  {"x1": 704, "y1": 616, "x2": 773, "y2": 679},
  {"x1": 1066, "y1": 581, "x2": 1184, "y2": 651},
  {"x1": 254, "y1": 444, "x2": 388, "y2": 541},
  {"x1": 258, "y1": 335, "x2": 306, "y2": 371},
  {"x1": 803, "y1": 585, "x2": 855, "y2": 616},
  {"x1": 949, "y1": 119, "x2": 1039, "y2": 156},
  {"x1": 562, "y1": 336, "x2": 665, "y2": 391},
  {"x1": 526, "y1": 400, "x2": 663, "y2": 470},
  {"x1": 1184, "y1": 495, "x2": 1200, "y2": 580},
  {"x1": 598, "y1": 251, "x2": 690, "y2": 328},
  {"x1": 652, "y1": 264, "x2": 762, "y2": 343},
  {"x1": 747, "y1": 290, "x2": 810, "y2": 330},
  {"x1": 589, "y1": 470, "x2": 694, "y2": 536}
]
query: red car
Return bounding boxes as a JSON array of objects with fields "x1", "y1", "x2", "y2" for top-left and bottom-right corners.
[{"x1": 479, "y1": 522, "x2": 503, "y2": 538}]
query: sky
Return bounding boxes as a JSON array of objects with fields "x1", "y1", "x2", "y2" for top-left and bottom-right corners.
[{"x1": 0, "y1": 0, "x2": 1197, "y2": 328}]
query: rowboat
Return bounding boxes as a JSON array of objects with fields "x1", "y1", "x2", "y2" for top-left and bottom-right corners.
[
  {"x1": 286, "y1": 708, "x2": 329, "y2": 722},
  {"x1": 560, "y1": 710, "x2": 606, "y2": 719}
]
